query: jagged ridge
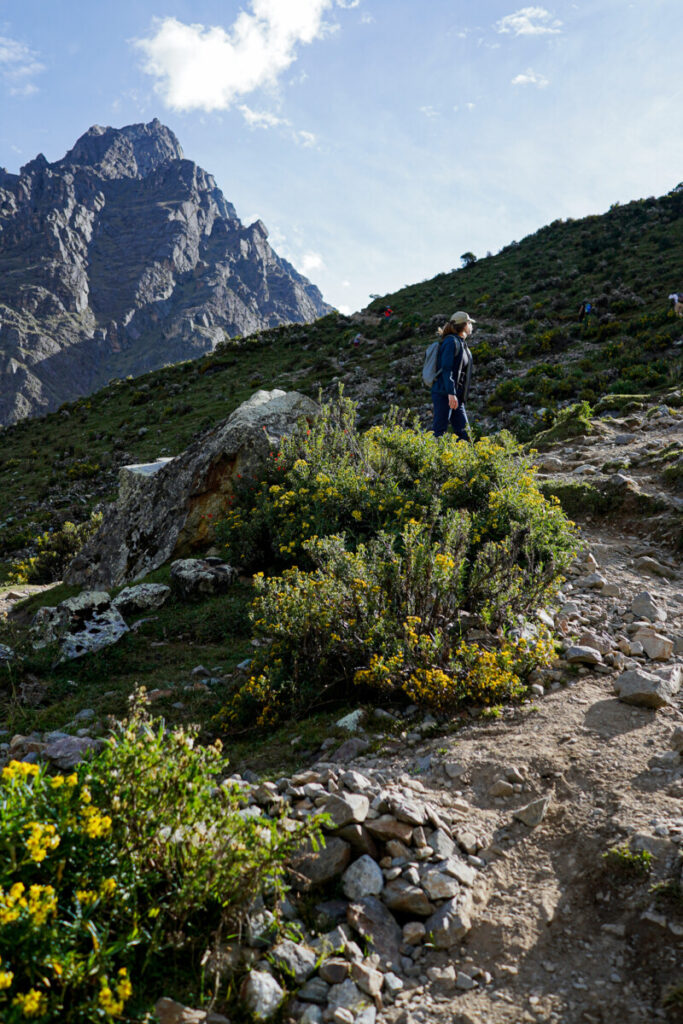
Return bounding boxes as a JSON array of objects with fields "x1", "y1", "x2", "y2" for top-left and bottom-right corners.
[{"x1": 0, "y1": 119, "x2": 332, "y2": 425}]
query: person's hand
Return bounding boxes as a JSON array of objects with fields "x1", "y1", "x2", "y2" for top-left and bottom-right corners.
[{"x1": 448, "y1": 394, "x2": 459, "y2": 410}]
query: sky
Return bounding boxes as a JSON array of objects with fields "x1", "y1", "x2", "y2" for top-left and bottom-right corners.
[{"x1": 1, "y1": 0, "x2": 682, "y2": 314}]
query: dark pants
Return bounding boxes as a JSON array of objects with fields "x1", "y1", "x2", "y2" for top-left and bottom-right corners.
[{"x1": 432, "y1": 392, "x2": 469, "y2": 440}]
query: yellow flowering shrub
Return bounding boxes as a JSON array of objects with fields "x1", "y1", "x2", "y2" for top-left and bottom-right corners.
[
  {"x1": 0, "y1": 696, "x2": 322, "y2": 1022},
  {"x1": 216, "y1": 393, "x2": 577, "y2": 727}
]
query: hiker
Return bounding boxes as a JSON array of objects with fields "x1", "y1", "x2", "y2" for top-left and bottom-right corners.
[
  {"x1": 669, "y1": 293, "x2": 683, "y2": 317},
  {"x1": 578, "y1": 299, "x2": 592, "y2": 322},
  {"x1": 431, "y1": 311, "x2": 474, "y2": 440}
]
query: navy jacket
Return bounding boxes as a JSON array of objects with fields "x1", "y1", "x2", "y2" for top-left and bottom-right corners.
[{"x1": 431, "y1": 334, "x2": 473, "y2": 402}]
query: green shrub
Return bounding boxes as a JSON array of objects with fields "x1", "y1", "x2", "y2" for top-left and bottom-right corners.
[
  {"x1": 221, "y1": 526, "x2": 558, "y2": 728},
  {"x1": 8, "y1": 513, "x2": 103, "y2": 585},
  {"x1": 216, "y1": 395, "x2": 577, "y2": 728},
  {"x1": 602, "y1": 843, "x2": 652, "y2": 879},
  {"x1": 531, "y1": 400, "x2": 594, "y2": 445},
  {"x1": 0, "y1": 695, "x2": 321, "y2": 1021}
]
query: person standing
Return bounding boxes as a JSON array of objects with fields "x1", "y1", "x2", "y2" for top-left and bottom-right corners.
[{"x1": 431, "y1": 311, "x2": 474, "y2": 440}]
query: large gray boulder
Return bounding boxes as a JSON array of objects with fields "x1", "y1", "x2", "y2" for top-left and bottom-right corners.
[{"x1": 65, "y1": 390, "x2": 318, "y2": 588}]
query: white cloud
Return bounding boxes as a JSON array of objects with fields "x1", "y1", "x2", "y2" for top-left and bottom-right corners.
[
  {"x1": 420, "y1": 105, "x2": 439, "y2": 119},
  {"x1": 511, "y1": 67, "x2": 549, "y2": 87},
  {"x1": 495, "y1": 7, "x2": 562, "y2": 36},
  {"x1": 301, "y1": 250, "x2": 324, "y2": 273},
  {"x1": 239, "y1": 105, "x2": 288, "y2": 129},
  {"x1": 0, "y1": 35, "x2": 45, "y2": 96},
  {"x1": 297, "y1": 129, "x2": 317, "y2": 147},
  {"x1": 134, "y1": 0, "x2": 356, "y2": 112},
  {"x1": 238, "y1": 104, "x2": 316, "y2": 146}
]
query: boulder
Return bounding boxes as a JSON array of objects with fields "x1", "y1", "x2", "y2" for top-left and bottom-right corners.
[
  {"x1": 342, "y1": 855, "x2": 384, "y2": 900},
  {"x1": 565, "y1": 645, "x2": 602, "y2": 665},
  {"x1": 382, "y1": 878, "x2": 434, "y2": 916},
  {"x1": 44, "y1": 735, "x2": 100, "y2": 769},
  {"x1": 322, "y1": 793, "x2": 370, "y2": 828},
  {"x1": 424, "y1": 891, "x2": 473, "y2": 948},
  {"x1": 240, "y1": 971, "x2": 284, "y2": 1021},
  {"x1": 514, "y1": 795, "x2": 552, "y2": 827},
  {"x1": 65, "y1": 390, "x2": 318, "y2": 588},
  {"x1": 170, "y1": 559, "x2": 237, "y2": 601},
  {"x1": 112, "y1": 583, "x2": 171, "y2": 614},
  {"x1": 632, "y1": 629, "x2": 674, "y2": 662},
  {"x1": 31, "y1": 591, "x2": 128, "y2": 660},
  {"x1": 346, "y1": 897, "x2": 402, "y2": 968},
  {"x1": 290, "y1": 837, "x2": 351, "y2": 888},
  {"x1": 31, "y1": 591, "x2": 112, "y2": 646},
  {"x1": 269, "y1": 939, "x2": 317, "y2": 983},
  {"x1": 630, "y1": 591, "x2": 667, "y2": 623},
  {"x1": 613, "y1": 666, "x2": 681, "y2": 708}
]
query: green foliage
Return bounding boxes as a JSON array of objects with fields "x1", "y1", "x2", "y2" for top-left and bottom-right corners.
[
  {"x1": 8, "y1": 512, "x2": 103, "y2": 585},
  {"x1": 531, "y1": 400, "x2": 594, "y2": 446},
  {"x1": 0, "y1": 694, "x2": 321, "y2": 1021},
  {"x1": 216, "y1": 395, "x2": 577, "y2": 728},
  {"x1": 602, "y1": 843, "x2": 653, "y2": 879}
]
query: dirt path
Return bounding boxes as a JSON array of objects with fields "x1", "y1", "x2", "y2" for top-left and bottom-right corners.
[{"x1": 368, "y1": 409, "x2": 683, "y2": 1024}]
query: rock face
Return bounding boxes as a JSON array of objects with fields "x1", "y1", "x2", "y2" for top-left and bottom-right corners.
[
  {"x1": 65, "y1": 389, "x2": 318, "y2": 588},
  {"x1": 0, "y1": 119, "x2": 331, "y2": 425}
]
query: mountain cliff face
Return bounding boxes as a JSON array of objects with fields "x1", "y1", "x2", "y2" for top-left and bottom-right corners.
[{"x1": 0, "y1": 119, "x2": 331, "y2": 425}]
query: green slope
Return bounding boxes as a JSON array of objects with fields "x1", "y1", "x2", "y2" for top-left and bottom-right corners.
[{"x1": 1, "y1": 184, "x2": 682, "y2": 581}]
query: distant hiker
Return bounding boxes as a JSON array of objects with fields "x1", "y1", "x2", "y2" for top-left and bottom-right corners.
[
  {"x1": 431, "y1": 311, "x2": 475, "y2": 441},
  {"x1": 352, "y1": 333, "x2": 362, "y2": 346},
  {"x1": 578, "y1": 300, "x2": 592, "y2": 322},
  {"x1": 381, "y1": 306, "x2": 393, "y2": 319},
  {"x1": 669, "y1": 293, "x2": 683, "y2": 317}
]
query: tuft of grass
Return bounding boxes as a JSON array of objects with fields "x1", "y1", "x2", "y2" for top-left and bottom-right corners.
[{"x1": 602, "y1": 843, "x2": 653, "y2": 880}]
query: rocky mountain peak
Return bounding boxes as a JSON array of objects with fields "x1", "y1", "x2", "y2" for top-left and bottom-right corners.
[
  {"x1": 0, "y1": 119, "x2": 332, "y2": 425},
  {"x1": 56, "y1": 118, "x2": 184, "y2": 180}
]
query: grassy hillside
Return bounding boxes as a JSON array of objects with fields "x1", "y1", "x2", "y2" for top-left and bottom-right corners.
[{"x1": 1, "y1": 183, "x2": 682, "y2": 581}]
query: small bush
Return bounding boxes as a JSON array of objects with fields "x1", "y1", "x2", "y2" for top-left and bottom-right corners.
[
  {"x1": 0, "y1": 695, "x2": 321, "y2": 1021},
  {"x1": 8, "y1": 512, "x2": 103, "y2": 585}
]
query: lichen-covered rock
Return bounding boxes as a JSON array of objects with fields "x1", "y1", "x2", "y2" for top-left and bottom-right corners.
[
  {"x1": 169, "y1": 560, "x2": 236, "y2": 601},
  {"x1": 112, "y1": 583, "x2": 171, "y2": 614},
  {"x1": 65, "y1": 389, "x2": 318, "y2": 588},
  {"x1": 30, "y1": 591, "x2": 128, "y2": 659}
]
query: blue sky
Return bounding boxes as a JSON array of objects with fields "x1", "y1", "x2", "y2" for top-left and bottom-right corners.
[{"x1": 1, "y1": 1, "x2": 682, "y2": 313}]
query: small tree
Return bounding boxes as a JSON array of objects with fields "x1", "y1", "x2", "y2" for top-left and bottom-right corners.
[{"x1": 460, "y1": 251, "x2": 477, "y2": 268}]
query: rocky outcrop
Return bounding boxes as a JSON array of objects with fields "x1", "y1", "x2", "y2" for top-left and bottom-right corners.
[
  {"x1": 0, "y1": 119, "x2": 332, "y2": 425},
  {"x1": 65, "y1": 389, "x2": 318, "y2": 589}
]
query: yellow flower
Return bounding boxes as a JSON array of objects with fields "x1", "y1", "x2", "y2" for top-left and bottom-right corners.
[
  {"x1": 12, "y1": 989, "x2": 47, "y2": 1018},
  {"x1": 24, "y1": 823, "x2": 60, "y2": 863},
  {"x1": 2, "y1": 761, "x2": 40, "y2": 782},
  {"x1": 66, "y1": 774, "x2": 78, "y2": 787},
  {"x1": 100, "y1": 878, "x2": 117, "y2": 898},
  {"x1": 351, "y1": 510, "x2": 362, "y2": 521},
  {"x1": 0, "y1": 970, "x2": 13, "y2": 990},
  {"x1": 76, "y1": 889, "x2": 98, "y2": 907},
  {"x1": 49, "y1": 775, "x2": 65, "y2": 788}
]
